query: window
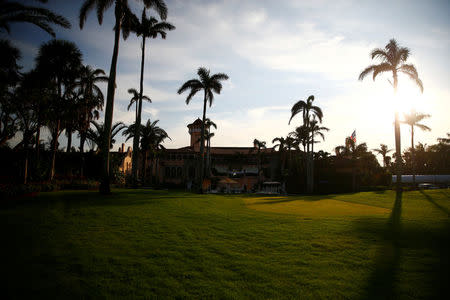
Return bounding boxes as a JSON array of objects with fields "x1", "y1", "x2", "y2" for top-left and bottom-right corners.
[{"x1": 177, "y1": 167, "x2": 182, "y2": 178}]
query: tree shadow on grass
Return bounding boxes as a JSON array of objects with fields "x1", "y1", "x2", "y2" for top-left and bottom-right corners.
[
  {"x1": 357, "y1": 190, "x2": 450, "y2": 299},
  {"x1": 360, "y1": 189, "x2": 403, "y2": 300},
  {"x1": 419, "y1": 189, "x2": 450, "y2": 216}
]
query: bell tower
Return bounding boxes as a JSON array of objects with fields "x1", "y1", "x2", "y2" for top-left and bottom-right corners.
[{"x1": 187, "y1": 118, "x2": 209, "y2": 152}]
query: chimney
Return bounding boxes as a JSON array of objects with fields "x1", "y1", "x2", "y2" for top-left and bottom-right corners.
[{"x1": 121, "y1": 143, "x2": 125, "y2": 153}]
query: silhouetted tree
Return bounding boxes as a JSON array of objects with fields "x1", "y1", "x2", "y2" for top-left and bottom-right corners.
[
  {"x1": 123, "y1": 8, "x2": 174, "y2": 185},
  {"x1": 359, "y1": 39, "x2": 423, "y2": 190},
  {"x1": 79, "y1": 0, "x2": 168, "y2": 194},
  {"x1": 372, "y1": 144, "x2": 393, "y2": 168},
  {"x1": 402, "y1": 109, "x2": 431, "y2": 184},
  {"x1": 177, "y1": 67, "x2": 228, "y2": 190},
  {"x1": 35, "y1": 39, "x2": 82, "y2": 180},
  {"x1": 0, "y1": 0, "x2": 70, "y2": 37}
]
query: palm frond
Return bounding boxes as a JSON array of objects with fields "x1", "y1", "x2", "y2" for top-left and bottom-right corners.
[
  {"x1": 358, "y1": 65, "x2": 376, "y2": 81},
  {"x1": 370, "y1": 48, "x2": 388, "y2": 61},
  {"x1": 177, "y1": 79, "x2": 202, "y2": 94},
  {"x1": 372, "y1": 63, "x2": 392, "y2": 80},
  {"x1": 399, "y1": 64, "x2": 423, "y2": 92},
  {"x1": 79, "y1": 0, "x2": 96, "y2": 28},
  {"x1": 289, "y1": 100, "x2": 306, "y2": 124},
  {"x1": 143, "y1": 0, "x2": 168, "y2": 20}
]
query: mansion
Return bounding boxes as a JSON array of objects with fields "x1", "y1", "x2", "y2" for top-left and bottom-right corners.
[{"x1": 119, "y1": 119, "x2": 280, "y2": 191}]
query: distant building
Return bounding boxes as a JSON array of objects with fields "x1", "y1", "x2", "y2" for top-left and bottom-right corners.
[
  {"x1": 128, "y1": 118, "x2": 279, "y2": 191},
  {"x1": 117, "y1": 143, "x2": 133, "y2": 175}
]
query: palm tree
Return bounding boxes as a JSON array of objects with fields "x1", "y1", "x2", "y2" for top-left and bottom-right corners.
[
  {"x1": 289, "y1": 125, "x2": 310, "y2": 153},
  {"x1": 336, "y1": 137, "x2": 369, "y2": 192},
  {"x1": 62, "y1": 90, "x2": 81, "y2": 152},
  {"x1": 123, "y1": 9, "x2": 174, "y2": 185},
  {"x1": 372, "y1": 144, "x2": 393, "y2": 168},
  {"x1": 139, "y1": 119, "x2": 169, "y2": 183},
  {"x1": 402, "y1": 109, "x2": 431, "y2": 185},
  {"x1": 289, "y1": 95, "x2": 323, "y2": 193},
  {"x1": 35, "y1": 39, "x2": 82, "y2": 180},
  {"x1": 177, "y1": 67, "x2": 229, "y2": 190},
  {"x1": 309, "y1": 117, "x2": 329, "y2": 154},
  {"x1": 204, "y1": 118, "x2": 216, "y2": 177},
  {"x1": 127, "y1": 88, "x2": 151, "y2": 120},
  {"x1": 122, "y1": 119, "x2": 170, "y2": 183},
  {"x1": 359, "y1": 39, "x2": 423, "y2": 190},
  {"x1": 72, "y1": 65, "x2": 108, "y2": 153},
  {"x1": 79, "y1": 0, "x2": 168, "y2": 194},
  {"x1": 0, "y1": 0, "x2": 70, "y2": 37},
  {"x1": 86, "y1": 121, "x2": 126, "y2": 152},
  {"x1": 253, "y1": 138, "x2": 266, "y2": 189},
  {"x1": 272, "y1": 136, "x2": 288, "y2": 181}
]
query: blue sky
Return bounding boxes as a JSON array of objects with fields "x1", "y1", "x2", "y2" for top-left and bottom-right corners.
[{"x1": 6, "y1": 0, "x2": 450, "y2": 156}]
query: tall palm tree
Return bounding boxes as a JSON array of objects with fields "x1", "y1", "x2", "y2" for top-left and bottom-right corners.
[
  {"x1": 177, "y1": 67, "x2": 229, "y2": 189},
  {"x1": 402, "y1": 109, "x2": 431, "y2": 185},
  {"x1": 79, "y1": 0, "x2": 168, "y2": 194},
  {"x1": 124, "y1": 9, "x2": 174, "y2": 185},
  {"x1": 86, "y1": 121, "x2": 125, "y2": 153},
  {"x1": 123, "y1": 7, "x2": 175, "y2": 182},
  {"x1": 35, "y1": 39, "x2": 82, "y2": 180},
  {"x1": 253, "y1": 138, "x2": 266, "y2": 188},
  {"x1": 0, "y1": 0, "x2": 70, "y2": 37},
  {"x1": 127, "y1": 88, "x2": 151, "y2": 120},
  {"x1": 372, "y1": 144, "x2": 393, "y2": 168},
  {"x1": 289, "y1": 95, "x2": 323, "y2": 193},
  {"x1": 72, "y1": 65, "x2": 108, "y2": 153},
  {"x1": 359, "y1": 39, "x2": 423, "y2": 190}
]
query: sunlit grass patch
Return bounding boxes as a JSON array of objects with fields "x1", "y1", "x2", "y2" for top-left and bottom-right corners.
[{"x1": 244, "y1": 196, "x2": 390, "y2": 217}]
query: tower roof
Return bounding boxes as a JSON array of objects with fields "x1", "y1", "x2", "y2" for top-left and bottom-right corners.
[{"x1": 187, "y1": 118, "x2": 203, "y2": 128}]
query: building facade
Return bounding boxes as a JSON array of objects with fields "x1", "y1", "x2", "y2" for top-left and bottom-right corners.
[{"x1": 146, "y1": 119, "x2": 279, "y2": 191}]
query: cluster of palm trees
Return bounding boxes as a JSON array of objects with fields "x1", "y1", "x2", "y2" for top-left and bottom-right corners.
[
  {"x1": 1, "y1": 1, "x2": 433, "y2": 193},
  {"x1": 1, "y1": 0, "x2": 173, "y2": 190}
]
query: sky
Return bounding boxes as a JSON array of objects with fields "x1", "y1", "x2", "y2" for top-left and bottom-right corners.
[{"x1": 5, "y1": 0, "x2": 450, "y2": 159}]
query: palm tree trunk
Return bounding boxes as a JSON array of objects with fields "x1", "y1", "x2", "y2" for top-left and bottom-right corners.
[
  {"x1": 35, "y1": 123, "x2": 41, "y2": 160},
  {"x1": 49, "y1": 121, "x2": 60, "y2": 181},
  {"x1": 132, "y1": 36, "x2": 146, "y2": 186},
  {"x1": 411, "y1": 125, "x2": 415, "y2": 186},
  {"x1": 310, "y1": 132, "x2": 314, "y2": 193},
  {"x1": 198, "y1": 91, "x2": 207, "y2": 192},
  {"x1": 393, "y1": 73, "x2": 402, "y2": 191},
  {"x1": 100, "y1": 6, "x2": 122, "y2": 194},
  {"x1": 66, "y1": 129, "x2": 72, "y2": 152},
  {"x1": 144, "y1": 150, "x2": 148, "y2": 184},
  {"x1": 50, "y1": 80, "x2": 62, "y2": 181}
]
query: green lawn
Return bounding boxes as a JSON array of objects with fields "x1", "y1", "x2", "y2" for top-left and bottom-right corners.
[{"x1": 1, "y1": 189, "x2": 449, "y2": 299}]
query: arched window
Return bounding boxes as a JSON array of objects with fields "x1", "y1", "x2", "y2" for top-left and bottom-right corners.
[
  {"x1": 177, "y1": 167, "x2": 182, "y2": 178},
  {"x1": 171, "y1": 167, "x2": 176, "y2": 178}
]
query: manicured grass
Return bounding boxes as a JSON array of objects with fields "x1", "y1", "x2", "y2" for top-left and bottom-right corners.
[{"x1": 1, "y1": 189, "x2": 449, "y2": 298}]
